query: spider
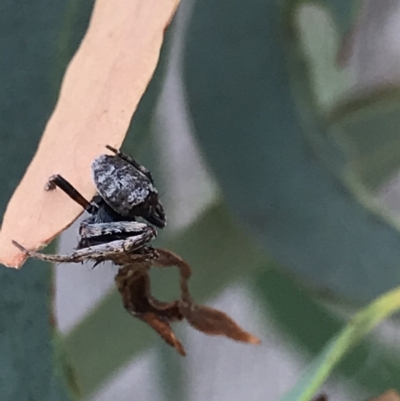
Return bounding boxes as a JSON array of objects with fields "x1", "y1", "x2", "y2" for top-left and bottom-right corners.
[
  {"x1": 14, "y1": 145, "x2": 163, "y2": 264},
  {"x1": 12, "y1": 146, "x2": 190, "y2": 349},
  {"x1": 13, "y1": 146, "x2": 260, "y2": 354}
]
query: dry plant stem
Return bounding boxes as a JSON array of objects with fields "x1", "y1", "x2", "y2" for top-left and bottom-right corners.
[
  {"x1": 11, "y1": 236, "x2": 154, "y2": 264},
  {"x1": 12, "y1": 241, "x2": 260, "y2": 354}
]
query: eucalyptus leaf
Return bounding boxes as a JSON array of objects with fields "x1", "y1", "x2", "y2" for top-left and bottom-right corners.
[
  {"x1": 157, "y1": 340, "x2": 186, "y2": 401},
  {"x1": 122, "y1": 16, "x2": 176, "y2": 151},
  {"x1": 292, "y1": 7, "x2": 400, "y2": 211},
  {"x1": 0, "y1": 1, "x2": 94, "y2": 399},
  {"x1": 289, "y1": 5, "x2": 400, "y2": 210},
  {"x1": 321, "y1": 0, "x2": 359, "y2": 34},
  {"x1": 296, "y1": 4, "x2": 353, "y2": 111},
  {"x1": 183, "y1": 0, "x2": 400, "y2": 303},
  {"x1": 329, "y1": 90, "x2": 400, "y2": 192}
]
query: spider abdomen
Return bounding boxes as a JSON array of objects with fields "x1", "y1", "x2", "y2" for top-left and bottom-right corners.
[
  {"x1": 92, "y1": 154, "x2": 156, "y2": 216},
  {"x1": 92, "y1": 153, "x2": 166, "y2": 228}
]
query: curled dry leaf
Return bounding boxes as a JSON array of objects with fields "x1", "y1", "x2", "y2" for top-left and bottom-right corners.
[
  {"x1": 112, "y1": 247, "x2": 260, "y2": 355},
  {"x1": 115, "y1": 268, "x2": 186, "y2": 356},
  {"x1": 180, "y1": 303, "x2": 261, "y2": 345},
  {"x1": 0, "y1": 0, "x2": 180, "y2": 268},
  {"x1": 16, "y1": 231, "x2": 260, "y2": 354},
  {"x1": 141, "y1": 313, "x2": 186, "y2": 356}
]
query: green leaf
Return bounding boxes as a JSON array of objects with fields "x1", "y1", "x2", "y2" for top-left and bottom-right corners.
[
  {"x1": 321, "y1": 0, "x2": 359, "y2": 34},
  {"x1": 52, "y1": 0, "x2": 96, "y2": 93},
  {"x1": 65, "y1": 201, "x2": 266, "y2": 398},
  {"x1": 329, "y1": 90, "x2": 400, "y2": 192},
  {"x1": 0, "y1": 1, "x2": 94, "y2": 400},
  {"x1": 157, "y1": 340, "x2": 186, "y2": 401},
  {"x1": 255, "y1": 267, "x2": 400, "y2": 396},
  {"x1": 290, "y1": 5, "x2": 400, "y2": 212},
  {"x1": 183, "y1": 0, "x2": 400, "y2": 303},
  {"x1": 279, "y1": 285, "x2": 400, "y2": 401},
  {"x1": 295, "y1": 3, "x2": 353, "y2": 111},
  {"x1": 1, "y1": 263, "x2": 75, "y2": 401}
]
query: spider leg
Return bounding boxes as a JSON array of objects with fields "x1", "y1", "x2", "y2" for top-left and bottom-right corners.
[
  {"x1": 80, "y1": 221, "x2": 155, "y2": 239},
  {"x1": 12, "y1": 228, "x2": 154, "y2": 264},
  {"x1": 46, "y1": 174, "x2": 98, "y2": 214},
  {"x1": 105, "y1": 145, "x2": 154, "y2": 184},
  {"x1": 77, "y1": 222, "x2": 156, "y2": 252}
]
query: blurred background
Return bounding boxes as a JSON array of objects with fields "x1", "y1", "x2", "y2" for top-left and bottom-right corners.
[{"x1": 4, "y1": 0, "x2": 400, "y2": 400}]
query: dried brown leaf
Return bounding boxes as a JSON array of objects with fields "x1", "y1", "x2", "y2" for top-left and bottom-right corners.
[
  {"x1": 141, "y1": 312, "x2": 186, "y2": 356},
  {"x1": 181, "y1": 303, "x2": 261, "y2": 345},
  {"x1": 0, "y1": 0, "x2": 180, "y2": 268},
  {"x1": 116, "y1": 266, "x2": 185, "y2": 355}
]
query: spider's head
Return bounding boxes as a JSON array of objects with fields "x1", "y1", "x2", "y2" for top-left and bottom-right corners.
[{"x1": 139, "y1": 192, "x2": 166, "y2": 228}]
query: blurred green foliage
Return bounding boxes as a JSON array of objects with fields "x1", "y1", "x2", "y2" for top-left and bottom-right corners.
[
  {"x1": 183, "y1": 0, "x2": 400, "y2": 304},
  {"x1": 2, "y1": 0, "x2": 400, "y2": 400},
  {"x1": 0, "y1": 1, "x2": 94, "y2": 400},
  {"x1": 278, "y1": 285, "x2": 400, "y2": 401},
  {"x1": 257, "y1": 268, "x2": 400, "y2": 399}
]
